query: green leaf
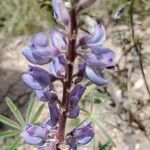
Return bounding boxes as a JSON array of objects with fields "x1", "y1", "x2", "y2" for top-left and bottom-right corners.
[
  {"x1": 76, "y1": 117, "x2": 89, "y2": 128},
  {"x1": 31, "y1": 104, "x2": 45, "y2": 123},
  {"x1": 26, "y1": 98, "x2": 36, "y2": 123},
  {"x1": 93, "y1": 119, "x2": 116, "y2": 146},
  {"x1": 5, "y1": 97, "x2": 25, "y2": 128},
  {"x1": 93, "y1": 136, "x2": 96, "y2": 150},
  {"x1": 0, "y1": 115, "x2": 21, "y2": 130},
  {"x1": 8, "y1": 137, "x2": 22, "y2": 150},
  {"x1": 100, "y1": 119, "x2": 122, "y2": 132},
  {"x1": 99, "y1": 141, "x2": 111, "y2": 150},
  {"x1": 0, "y1": 130, "x2": 20, "y2": 138},
  {"x1": 99, "y1": 103, "x2": 119, "y2": 117},
  {"x1": 80, "y1": 108, "x2": 91, "y2": 116}
]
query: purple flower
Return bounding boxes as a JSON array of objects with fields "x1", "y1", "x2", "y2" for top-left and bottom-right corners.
[
  {"x1": 50, "y1": 28, "x2": 68, "y2": 51},
  {"x1": 21, "y1": 124, "x2": 49, "y2": 146},
  {"x1": 70, "y1": 84, "x2": 86, "y2": 107},
  {"x1": 68, "y1": 105, "x2": 80, "y2": 119},
  {"x1": 49, "y1": 55, "x2": 66, "y2": 77},
  {"x1": 66, "y1": 122, "x2": 94, "y2": 149},
  {"x1": 82, "y1": 48, "x2": 115, "y2": 86},
  {"x1": 22, "y1": 33, "x2": 59, "y2": 65},
  {"x1": 78, "y1": 23, "x2": 115, "y2": 86},
  {"x1": 22, "y1": 66, "x2": 54, "y2": 90},
  {"x1": 49, "y1": 104, "x2": 60, "y2": 126},
  {"x1": 67, "y1": 84, "x2": 86, "y2": 119},
  {"x1": 43, "y1": 119, "x2": 57, "y2": 131},
  {"x1": 66, "y1": 137, "x2": 77, "y2": 150},
  {"x1": 79, "y1": 23, "x2": 106, "y2": 50},
  {"x1": 73, "y1": 122, "x2": 94, "y2": 144},
  {"x1": 84, "y1": 48, "x2": 115, "y2": 69},
  {"x1": 76, "y1": 63, "x2": 86, "y2": 77},
  {"x1": 85, "y1": 66, "x2": 108, "y2": 86},
  {"x1": 75, "y1": 63, "x2": 109, "y2": 86},
  {"x1": 31, "y1": 32, "x2": 48, "y2": 47},
  {"x1": 52, "y1": 0, "x2": 70, "y2": 28},
  {"x1": 35, "y1": 88, "x2": 58, "y2": 104}
]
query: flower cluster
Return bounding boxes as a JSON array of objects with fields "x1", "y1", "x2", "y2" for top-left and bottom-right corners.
[{"x1": 21, "y1": 0, "x2": 115, "y2": 149}]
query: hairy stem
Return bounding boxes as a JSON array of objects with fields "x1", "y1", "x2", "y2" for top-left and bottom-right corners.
[{"x1": 56, "y1": 7, "x2": 77, "y2": 147}]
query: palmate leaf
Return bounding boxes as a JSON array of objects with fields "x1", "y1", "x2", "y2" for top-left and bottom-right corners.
[
  {"x1": 31, "y1": 104, "x2": 45, "y2": 124},
  {"x1": 0, "y1": 130, "x2": 20, "y2": 138},
  {"x1": 84, "y1": 85, "x2": 111, "y2": 104},
  {"x1": 100, "y1": 119, "x2": 122, "y2": 131},
  {"x1": 5, "y1": 97, "x2": 25, "y2": 128},
  {"x1": 93, "y1": 119, "x2": 116, "y2": 146},
  {"x1": 0, "y1": 97, "x2": 45, "y2": 149},
  {"x1": 25, "y1": 98, "x2": 36, "y2": 123},
  {"x1": 0, "y1": 115, "x2": 21, "y2": 130}
]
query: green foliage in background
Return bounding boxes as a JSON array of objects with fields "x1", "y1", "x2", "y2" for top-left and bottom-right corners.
[
  {"x1": 99, "y1": 141, "x2": 111, "y2": 150},
  {"x1": 0, "y1": 0, "x2": 54, "y2": 36},
  {"x1": 0, "y1": 0, "x2": 149, "y2": 36},
  {"x1": 0, "y1": 97, "x2": 45, "y2": 149},
  {"x1": 87, "y1": 0, "x2": 150, "y2": 27}
]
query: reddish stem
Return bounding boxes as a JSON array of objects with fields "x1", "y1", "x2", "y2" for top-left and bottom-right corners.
[{"x1": 56, "y1": 8, "x2": 77, "y2": 148}]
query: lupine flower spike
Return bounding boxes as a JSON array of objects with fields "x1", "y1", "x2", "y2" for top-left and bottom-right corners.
[{"x1": 21, "y1": 0, "x2": 115, "y2": 149}]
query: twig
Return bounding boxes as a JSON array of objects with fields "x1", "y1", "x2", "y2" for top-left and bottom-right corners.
[{"x1": 129, "y1": 0, "x2": 150, "y2": 99}]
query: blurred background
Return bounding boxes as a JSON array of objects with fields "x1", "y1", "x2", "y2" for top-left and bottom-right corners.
[{"x1": 0, "y1": 0, "x2": 150, "y2": 149}]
